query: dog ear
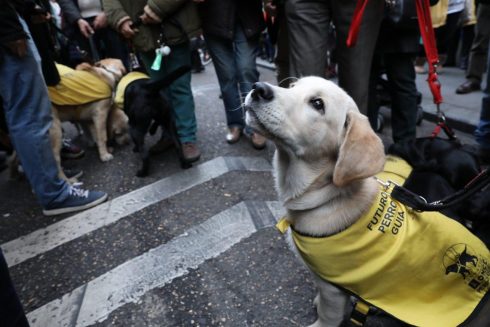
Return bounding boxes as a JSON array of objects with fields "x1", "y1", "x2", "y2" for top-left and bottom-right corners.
[{"x1": 333, "y1": 111, "x2": 385, "y2": 187}]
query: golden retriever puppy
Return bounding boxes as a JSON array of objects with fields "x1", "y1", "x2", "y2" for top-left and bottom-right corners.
[
  {"x1": 48, "y1": 59, "x2": 128, "y2": 182},
  {"x1": 244, "y1": 77, "x2": 490, "y2": 327}
]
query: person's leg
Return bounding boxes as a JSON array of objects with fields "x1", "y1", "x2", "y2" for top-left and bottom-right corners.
[
  {"x1": 0, "y1": 19, "x2": 69, "y2": 208},
  {"x1": 285, "y1": 0, "x2": 331, "y2": 78},
  {"x1": 204, "y1": 34, "x2": 244, "y2": 130},
  {"x1": 234, "y1": 22, "x2": 266, "y2": 149},
  {"x1": 331, "y1": 0, "x2": 384, "y2": 115},
  {"x1": 367, "y1": 53, "x2": 382, "y2": 131},
  {"x1": 140, "y1": 44, "x2": 198, "y2": 144},
  {"x1": 384, "y1": 53, "x2": 418, "y2": 143},
  {"x1": 474, "y1": 41, "x2": 490, "y2": 158},
  {"x1": 275, "y1": 4, "x2": 291, "y2": 87},
  {"x1": 235, "y1": 22, "x2": 260, "y2": 114},
  {"x1": 466, "y1": 4, "x2": 490, "y2": 85},
  {"x1": 0, "y1": 248, "x2": 29, "y2": 327}
]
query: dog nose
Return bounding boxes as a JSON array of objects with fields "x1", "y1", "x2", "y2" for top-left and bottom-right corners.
[{"x1": 251, "y1": 82, "x2": 274, "y2": 101}]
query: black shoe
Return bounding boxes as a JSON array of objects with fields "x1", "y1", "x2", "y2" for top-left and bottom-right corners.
[
  {"x1": 61, "y1": 138, "x2": 85, "y2": 160},
  {"x1": 63, "y1": 167, "x2": 83, "y2": 180},
  {"x1": 456, "y1": 80, "x2": 481, "y2": 94}
]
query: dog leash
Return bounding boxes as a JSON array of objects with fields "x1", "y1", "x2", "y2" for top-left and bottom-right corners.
[
  {"x1": 380, "y1": 169, "x2": 490, "y2": 211},
  {"x1": 347, "y1": 0, "x2": 457, "y2": 141}
]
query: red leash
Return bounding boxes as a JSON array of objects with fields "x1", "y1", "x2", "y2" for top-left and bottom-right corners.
[{"x1": 347, "y1": 0, "x2": 457, "y2": 139}]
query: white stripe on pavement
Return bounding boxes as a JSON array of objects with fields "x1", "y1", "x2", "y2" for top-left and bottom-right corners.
[
  {"x1": 27, "y1": 201, "x2": 284, "y2": 327},
  {"x1": 2, "y1": 156, "x2": 272, "y2": 268}
]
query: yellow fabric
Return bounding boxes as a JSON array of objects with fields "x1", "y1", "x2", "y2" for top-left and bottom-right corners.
[
  {"x1": 48, "y1": 64, "x2": 112, "y2": 105},
  {"x1": 114, "y1": 71, "x2": 149, "y2": 109},
  {"x1": 430, "y1": 0, "x2": 449, "y2": 28},
  {"x1": 277, "y1": 156, "x2": 490, "y2": 327}
]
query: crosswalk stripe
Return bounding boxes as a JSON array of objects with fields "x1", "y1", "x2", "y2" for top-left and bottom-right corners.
[
  {"x1": 27, "y1": 201, "x2": 285, "y2": 327},
  {"x1": 2, "y1": 156, "x2": 272, "y2": 268}
]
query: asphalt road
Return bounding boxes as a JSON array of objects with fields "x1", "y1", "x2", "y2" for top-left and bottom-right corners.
[{"x1": 0, "y1": 63, "x2": 481, "y2": 327}]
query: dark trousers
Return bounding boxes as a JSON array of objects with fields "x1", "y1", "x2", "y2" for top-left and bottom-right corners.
[
  {"x1": 285, "y1": 0, "x2": 384, "y2": 114},
  {"x1": 368, "y1": 53, "x2": 418, "y2": 143},
  {"x1": 0, "y1": 249, "x2": 29, "y2": 327},
  {"x1": 467, "y1": 4, "x2": 490, "y2": 84},
  {"x1": 475, "y1": 40, "x2": 490, "y2": 149}
]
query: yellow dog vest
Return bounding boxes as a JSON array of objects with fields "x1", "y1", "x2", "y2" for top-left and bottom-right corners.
[
  {"x1": 114, "y1": 71, "x2": 149, "y2": 110},
  {"x1": 277, "y1": 156, "x2": 490, "y2": 326},
  {"x1": 48, "y1": 64, "x2": 112, "y2": 105}
]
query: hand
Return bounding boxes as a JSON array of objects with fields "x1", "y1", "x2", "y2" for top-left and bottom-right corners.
[
  {"x1": 120, "y1": 20, "x2": 137, "y2": 39},
  {"x1": 139, "y1": 12, "x2": 160, "y2": 25},
  {"x1": 264, "y1": 3, "x2": 277, "y2": 18},
  {"x1": 77, "y1": 19, "x2": 94, "y2": 38},
  {"x1": 93, "y1": 12, "x2": 108, "y2": 30},
  {"x1": 6, "y1": 39, "x2": 28, "y2": 58}
]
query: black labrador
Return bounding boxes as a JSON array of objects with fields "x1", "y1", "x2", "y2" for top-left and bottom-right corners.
[
  {"x1": 389, "y1": 137, "x2": 490, "y2": 245},
  {"x1": 123, "y1": 66, "x2": 191, "y2": 177}
]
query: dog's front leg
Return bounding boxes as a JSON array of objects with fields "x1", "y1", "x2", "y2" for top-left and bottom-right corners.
[
  {"x1": 92, "y1": 101, "x2": 113, "y2": 162},
  {"x1": 309, "y1": 277, "x2": 350, "y2": 327},
  {"x1": 49, "y1": 108, "x2": 76, "y2": 183},
  {"x1": 130, "y1": 127, "x2": 150, "y2": 177}
]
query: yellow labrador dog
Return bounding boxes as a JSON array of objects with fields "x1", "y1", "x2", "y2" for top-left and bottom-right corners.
[
  {"x1": 49, "y1": 59, "x2": 129, "y2": 181},
  {"x1": 245, "y1": 77, "x2": 490, "y2": 327}
]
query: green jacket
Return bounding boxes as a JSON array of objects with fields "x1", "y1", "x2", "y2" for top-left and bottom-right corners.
[{"x1": 102, "y1": 0, "x2": 200, "y2": 52}]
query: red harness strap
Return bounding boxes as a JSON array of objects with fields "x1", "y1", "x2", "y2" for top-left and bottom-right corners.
[
  {"x1": 346, "y1": 0, "x2": 369, "y2": 48},
  {"x1": 347, "y1": 0, "x2": 456, "y2": 139}
]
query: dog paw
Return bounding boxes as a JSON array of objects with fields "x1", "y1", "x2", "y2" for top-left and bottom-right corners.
[{"x1": 100, "y1": 153, "x2": 114, "y2": 162}]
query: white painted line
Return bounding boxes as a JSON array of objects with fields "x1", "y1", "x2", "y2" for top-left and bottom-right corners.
[
  {"x1": 27, "y1": 201, "x2": 284, "y2": 327},
  {"x1": 2, "y1": 156, "x2": 271, "y2": 268}
]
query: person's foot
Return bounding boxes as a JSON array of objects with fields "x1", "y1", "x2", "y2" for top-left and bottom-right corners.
[
  {"x1": 251, "y1": 133, "x2": 267, "y2": 150},
  {"x1": 150, "y1": 138, "x2": 174, "y2": 154},
  {"x1": 61, "y1": 138, "x2": 85, "y2": 159},
  {"x1": 42, "y1": 185, "x2": 108, "y2": 216},
  {"x1": 456, "y1": 80, "x2": 481, "y2": 94},
  {"x1": 226, "y1": 127, "x2": 242, "y2": 144},
  {"x1": 182, "y1": 142, "x2": 201, "y2": 163}
]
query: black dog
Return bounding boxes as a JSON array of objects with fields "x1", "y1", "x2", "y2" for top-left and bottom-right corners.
[
  {"x1": 389, "y1": 137, "x2": 490, "y2": 245},
  {"x1": 122, "y1": 66, "x2": 191, "y2": 177}
]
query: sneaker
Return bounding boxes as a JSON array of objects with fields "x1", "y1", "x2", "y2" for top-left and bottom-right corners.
[
  {"x1": 182, "y1": 142, "x2": 201, "y2": 163},
  {"x1": 61, "y1": 138, "x2": 85, "y2": 160},
  {"x1": 42, "y1": 185, "x2": 108, "y2": 216},
  {"x1": 251, "y1": 132, "x2": 267, "y2": 150}
]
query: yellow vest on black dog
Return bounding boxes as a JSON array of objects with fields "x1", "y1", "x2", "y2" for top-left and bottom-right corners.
[
  {"x1": 277, "y1": 156, "x2": 490, "y2": 326},
  {"x1": 114, "y1": 71, "x2": 149, "y2": 110}
]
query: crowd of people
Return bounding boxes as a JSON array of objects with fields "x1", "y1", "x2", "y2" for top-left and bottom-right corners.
[
  {"x1": 0, "y1": 0, "x2": 489, "y2": 325},
  {"x1": 1, "y1": 0, "x2": 489, "y2": 216}
]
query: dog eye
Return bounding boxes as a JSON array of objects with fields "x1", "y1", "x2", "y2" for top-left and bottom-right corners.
[{"x1": 310, "y1": 98, "x2": 325, "y2": 113}]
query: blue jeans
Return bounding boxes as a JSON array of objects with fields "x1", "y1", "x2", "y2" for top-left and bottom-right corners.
[
  {"x1": 475, "y1": 42, "x2": 490, "y2": 150},
  {"x1": 205, "y1": 22, "x2": 260, "y2": 129},
  {"x1": 141, "y1": 43, "x2": 197, "y2": 143},
  {"x1": 0, "y1": 17, "x2": 69, "y2": 208}
]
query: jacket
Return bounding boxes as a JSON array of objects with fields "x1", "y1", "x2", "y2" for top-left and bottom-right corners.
[
  {"x1": 0, "y1": 2, "x2": 25, "y2": 48},
  {"x1": 0, "y1": 0, "x2": 60, "y2": 85},
  {"x1": 102, "y1": 0, "x2": 200, "y2": 52},
  {"x1": 277, "y1": 156, "x2": 490, "y2": 326},
  {"x1": 196, "y1": 0, "x2": 265, "y2": 41}
]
